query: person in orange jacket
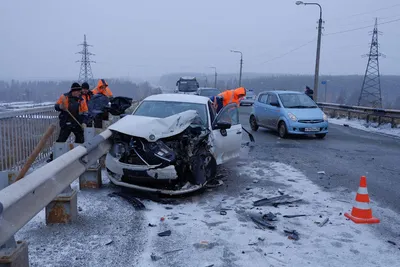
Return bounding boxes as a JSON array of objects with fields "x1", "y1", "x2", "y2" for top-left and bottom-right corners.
[
  {"x1": 92, "y1": 79, "x2": 113, "y2": 98},
  {"x1": 92, "y1": 79, "x2": 113, "y2": 128},
  {"x1": 47, "y1": 83, "x2": 88, "y2": 162},
  {"x1": 218, "y1": 87, "x2": 246, "y2": 107},
  {"x1": 55, "y1": 82, "x2": 88, "y2": 143}
]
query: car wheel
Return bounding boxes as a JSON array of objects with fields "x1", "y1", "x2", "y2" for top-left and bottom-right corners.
[
  {"x1": 278, "y1": 121, "x2": 288, "y2": 138},
  {"x1": 249, "y1": 115, "x2": 259, "y2": 131},
  {"x1": 316, "y1": 133, "x2": 326, "y2": 139}
]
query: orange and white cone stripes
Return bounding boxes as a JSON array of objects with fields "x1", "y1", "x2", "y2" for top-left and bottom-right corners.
[{"x1": 344, "y1": 176, "x2": 380, "y2": 224}]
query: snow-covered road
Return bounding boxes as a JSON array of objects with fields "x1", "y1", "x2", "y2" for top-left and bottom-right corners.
[{"x1": 15, "y1": 154, "x2": 400, "y2": 267}]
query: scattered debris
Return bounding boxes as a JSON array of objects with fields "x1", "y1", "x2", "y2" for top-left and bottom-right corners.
[
  {"x1": 319, "y1": 218, "x2": 329, "y2": 227},
  {"x1": 262, "y1": 212, "x2": 278, "y2": 221},
  {"x1": 160, "y1": 217, "x2": 165, "y2": 222},
  {"x1": 171, "y1": 217, "x2": 179, "y2": 220},
  {"x1": 220, "y1": 210, "x2": 227, "y2": 216},
  {"x1": 318, "y1": 171, "x2": 326, "y2": 175},
  {"x1": 104, "y1": 239, "x2": 113, "y2": 246},
  {"x1": 253, "y1": 179, "x2": 259, "y2": 183},
  {"x1": 165, "y1": 207, "x2": 173, "y2": 210},
  {"x1": 258, "y1": 237, "x2": 265, "y2": 241},
  {"x1": 343, "y1": 124, "x2": 349, "y2": 127},
  {"x1": 251, "y1": 216, "x2": 277, "y2": 230},
  {"x1": 283, "y1": 214, "x2": 307, "y2": 218},
  {"x1": 284, "y1": 230, "x2": 299, "y2": 241},
  {"x1": 163, "y1": 248, "x2": 184, "y2": 255},
  {"x1": 278, "y1": 189, "x2": 285, "y2": 195},
  {"x1": 148, "y1": 223, "x2": 156, "y2": 227},
  {"x1": 205, "y1": 265, "x2": 214, "y2": 267},
  {"x1": 151, "y1": 253, "x2": 162, "y2": 261},
  {"x1": 78, "y1": 207, "x2": 83, "y2": 212},
  {"x1": 287, "y1": 179, "x2": 297, "y2": 183},
  {"x1": 206, "y1": 179, "x2": 224, "y2": 188},
  {"x1": 253, "y1": 195, "x2": 302, "y2": 207},
  {"x1": 108, "y1": 192, "x2": 145, "y2": 210},
  {"x1": 388, "y1": 240, "x2": 397, "y2": 246},
  {"x1": 158, "y1": 230, "x2": 172, "y2": 237}
]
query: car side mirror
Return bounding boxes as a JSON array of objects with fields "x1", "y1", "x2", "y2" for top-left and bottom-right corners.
[
  {"x1": 214, "y1": 121, "x2": 231, "y2": 130},
  {"x1": 270, "y1": 102, "x2": 280, "y2": 107}
]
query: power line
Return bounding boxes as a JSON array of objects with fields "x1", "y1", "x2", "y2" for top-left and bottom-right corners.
[
  {"x1": 325, "y1": 18, "x2": 400, "y2": 36},
  {"x1": 329, "y1": 4, "x2": 400, "y2": 22},
  {"x1": 254, "y1": 39, "x2": 316, "y2": 65}
]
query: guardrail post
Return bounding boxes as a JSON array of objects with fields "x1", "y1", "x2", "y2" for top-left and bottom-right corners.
[
  {"x1": 45, "y1": 142, "x2": 78, "y2": 225},
  {"x1": 0, "y1": 176, "x2": 29, "y2": 267},
  {"x1": 79, "y1": 128, "x2": 102, "y2": 189},
  {"x1": 0, "y1": 236, "x2": 29, "y2": 267}
]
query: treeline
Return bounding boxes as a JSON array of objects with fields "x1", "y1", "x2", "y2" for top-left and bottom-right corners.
[
  {"x1": 159, "y1": 73, "x2": 400, "y2": 109},
  {"x1": 0, "y1": 79, "x2": 162, "y2": 103}
]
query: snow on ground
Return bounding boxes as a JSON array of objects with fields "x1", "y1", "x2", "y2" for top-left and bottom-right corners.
[
  {"x1": 137, "y1": 161, "x2": 400, "y2": 267},
  {"x1": 329, "y1": 118, "x2": 400, "y2": 138},
  {"x1": 13, "y1": 160, "x2": 400, "y2": 266},
  {"x1": 15, "y1": 174, "x2": 148, "y2": 267}
]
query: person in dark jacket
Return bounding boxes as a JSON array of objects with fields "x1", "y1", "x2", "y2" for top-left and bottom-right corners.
[
  {"x1": 81, "y1": 82, "x2": 93, "y2": 103},
  {"x1": 210, "y1": 95, "x2": 224, "y2": 113},
  {"x1": 81, "y1": 82, "x2": 94, "y2": 126},
  {"x1": 305, "y1": 86, "x2": 314, "y2": 100},
  {"x1": 55, "y1": 82, "x2": 88, "y2": 143}
]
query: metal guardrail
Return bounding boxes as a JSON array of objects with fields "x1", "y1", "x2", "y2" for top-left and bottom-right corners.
[
  {"x1": 0, "y1": 129, "x2": 112, "y2": 247},
  {"x1": 0, "y1": 107, "x2": 60, "y2": 171},
  {"x1": 317, "y1": 102, "x2": 400, "y2": 127}
]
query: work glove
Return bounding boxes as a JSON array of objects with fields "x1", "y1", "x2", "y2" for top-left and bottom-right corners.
[{"x1": 59, "y1": 103, "x2": 66, "y2": 111}]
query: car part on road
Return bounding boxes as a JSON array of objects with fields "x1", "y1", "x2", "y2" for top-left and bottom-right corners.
[
  {"x1": 253, "y1": 195, "x2": 302, "y2": 207},
  {"x1": 283, "y1": 214, "x2": 307, "y2": 218},
  {"x1": 158, "y1": 230, "x2": 172, "y2": 237},
  {"x1": 250, "y1": 216, "x2": 277, "y2": 230},
  {"x1": 262, "y1": 212, "x2": 278, "y2": 221},
  {"x1": 220, "y1": 210, "x2": 227, "y2": 216},
  {"x1": 151, "y1": 253, "x2": 162, "y2": 261},
  {"x1": 148, "y1": 223, "x2": 156, "y2": 227},
  {"x1": 318, "y1": 217, "x2": 329, "y2": 227},
  {"x1": 278, "y1": 121, "x2": 288, "y2": 138},
  {"x1": 249, "y1": 115, "x2": 259, "y2": 131},
  {"x1": 242, "y1": 126, "x2": 255, "y2": 142},
  {"x1": 284, "y1": 230, "x2": 299, "y2": 240},
  {"x1": 108, "y1": 192, "x2": 146, "y2": 210}
]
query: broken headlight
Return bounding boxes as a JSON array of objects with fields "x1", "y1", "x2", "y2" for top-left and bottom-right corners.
[{"x1": 110, "y1": 143, "x2": 126, "y2": 159}]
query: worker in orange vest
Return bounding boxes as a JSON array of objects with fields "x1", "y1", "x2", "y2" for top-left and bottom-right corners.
[
  {"x1": 92, "y1": 79, "x2": 113, "y2": 128},
  {"x1": 217, "y1": 87, "x2": 246, "y2": 107}
]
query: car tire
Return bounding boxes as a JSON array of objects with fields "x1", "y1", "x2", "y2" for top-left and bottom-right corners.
[
  {"x1": 250, "y1": 115, "x2": 259, "y2": 131},
  {"x1": 278, "y1": 121, "x2": 288, "y2": 138},
  {"x1": 316, "y1": 133, "x2": 326, "y2": 139}
]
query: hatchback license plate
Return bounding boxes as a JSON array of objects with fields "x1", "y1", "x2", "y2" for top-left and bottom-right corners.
[{"x1": 305, "y1": 127, "x2": 319, "y2": 132}]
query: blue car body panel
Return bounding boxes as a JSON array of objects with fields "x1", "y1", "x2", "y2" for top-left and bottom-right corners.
[{"x1": 250, "y1": 90, "x2": 328, "y2": 135}]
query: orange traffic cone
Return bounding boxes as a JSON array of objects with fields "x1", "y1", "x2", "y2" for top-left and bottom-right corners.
[{"x1": 344, "y1": 176, "x2": 380, "y2": 224}]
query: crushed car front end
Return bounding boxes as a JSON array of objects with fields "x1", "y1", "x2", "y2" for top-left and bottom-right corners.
[{"x1": 105, "y1": 110, "x2": 216, "y2": 195}]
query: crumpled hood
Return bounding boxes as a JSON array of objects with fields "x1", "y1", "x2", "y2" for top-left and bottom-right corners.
[{"x1": 108, "y1": 110, "x2": 202, "y2": 141}]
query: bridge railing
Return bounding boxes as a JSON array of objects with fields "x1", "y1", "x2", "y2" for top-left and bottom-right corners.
[
  {"x1": 317, "y1": 102, "x2": 400, "y2": 127},
  {"x1": 0, "y1": 107, "x2": 60, "y2": 171}
]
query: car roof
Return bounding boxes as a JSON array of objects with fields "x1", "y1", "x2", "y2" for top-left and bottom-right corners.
[
  {"x1": 259, "y1": 90, "x2": 302, "y2": 95},
  {"x1": 143, "y1": 93, "x2": 210, "y2": 104}
]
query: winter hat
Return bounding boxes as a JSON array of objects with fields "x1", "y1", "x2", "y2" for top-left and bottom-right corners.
[
  {"x1": 82, "y1": 82, "x2": 90, "y2": 89},
  {"x1": 70, "y1": 82, "x2": 82, "y2": 91}
]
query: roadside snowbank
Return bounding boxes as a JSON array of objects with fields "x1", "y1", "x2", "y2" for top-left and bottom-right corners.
[
  {"x1": 329, "y1": 118, "x2": 400, "y2": 138},
  {"x1": 138, "y1": 161, "x2": 400, "y2": 267}
]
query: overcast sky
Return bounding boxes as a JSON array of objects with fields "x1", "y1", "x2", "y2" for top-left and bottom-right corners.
[{"x1": 1, "y1": 0, "x2": 400, "y2": 81}]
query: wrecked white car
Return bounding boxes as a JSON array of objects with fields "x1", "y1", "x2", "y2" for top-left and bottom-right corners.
[{"x1": 106, "y1": 93, "x2": 242, "y2": 195}]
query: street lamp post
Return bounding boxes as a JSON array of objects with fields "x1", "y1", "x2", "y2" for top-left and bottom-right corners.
[
  {"x1": 210, "y1": 67, "x2": 217, "y2": 88},
  {"x1": 296, "y1": 1, "x2": 323, "y2": 103},
  {"x1": 230, "y1": 50, "x2": 243, "y2": 87}
]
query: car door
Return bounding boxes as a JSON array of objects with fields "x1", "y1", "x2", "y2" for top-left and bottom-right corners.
[
  {"x1": 209, "y1": 103, "x2": 242, "y2": 165},
  {"x1": 266, "y1": 93, "x2": 281, "y2": 128},
  {"x1": 255, "y1": 94, "x2": 269, "y2": 127}
]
